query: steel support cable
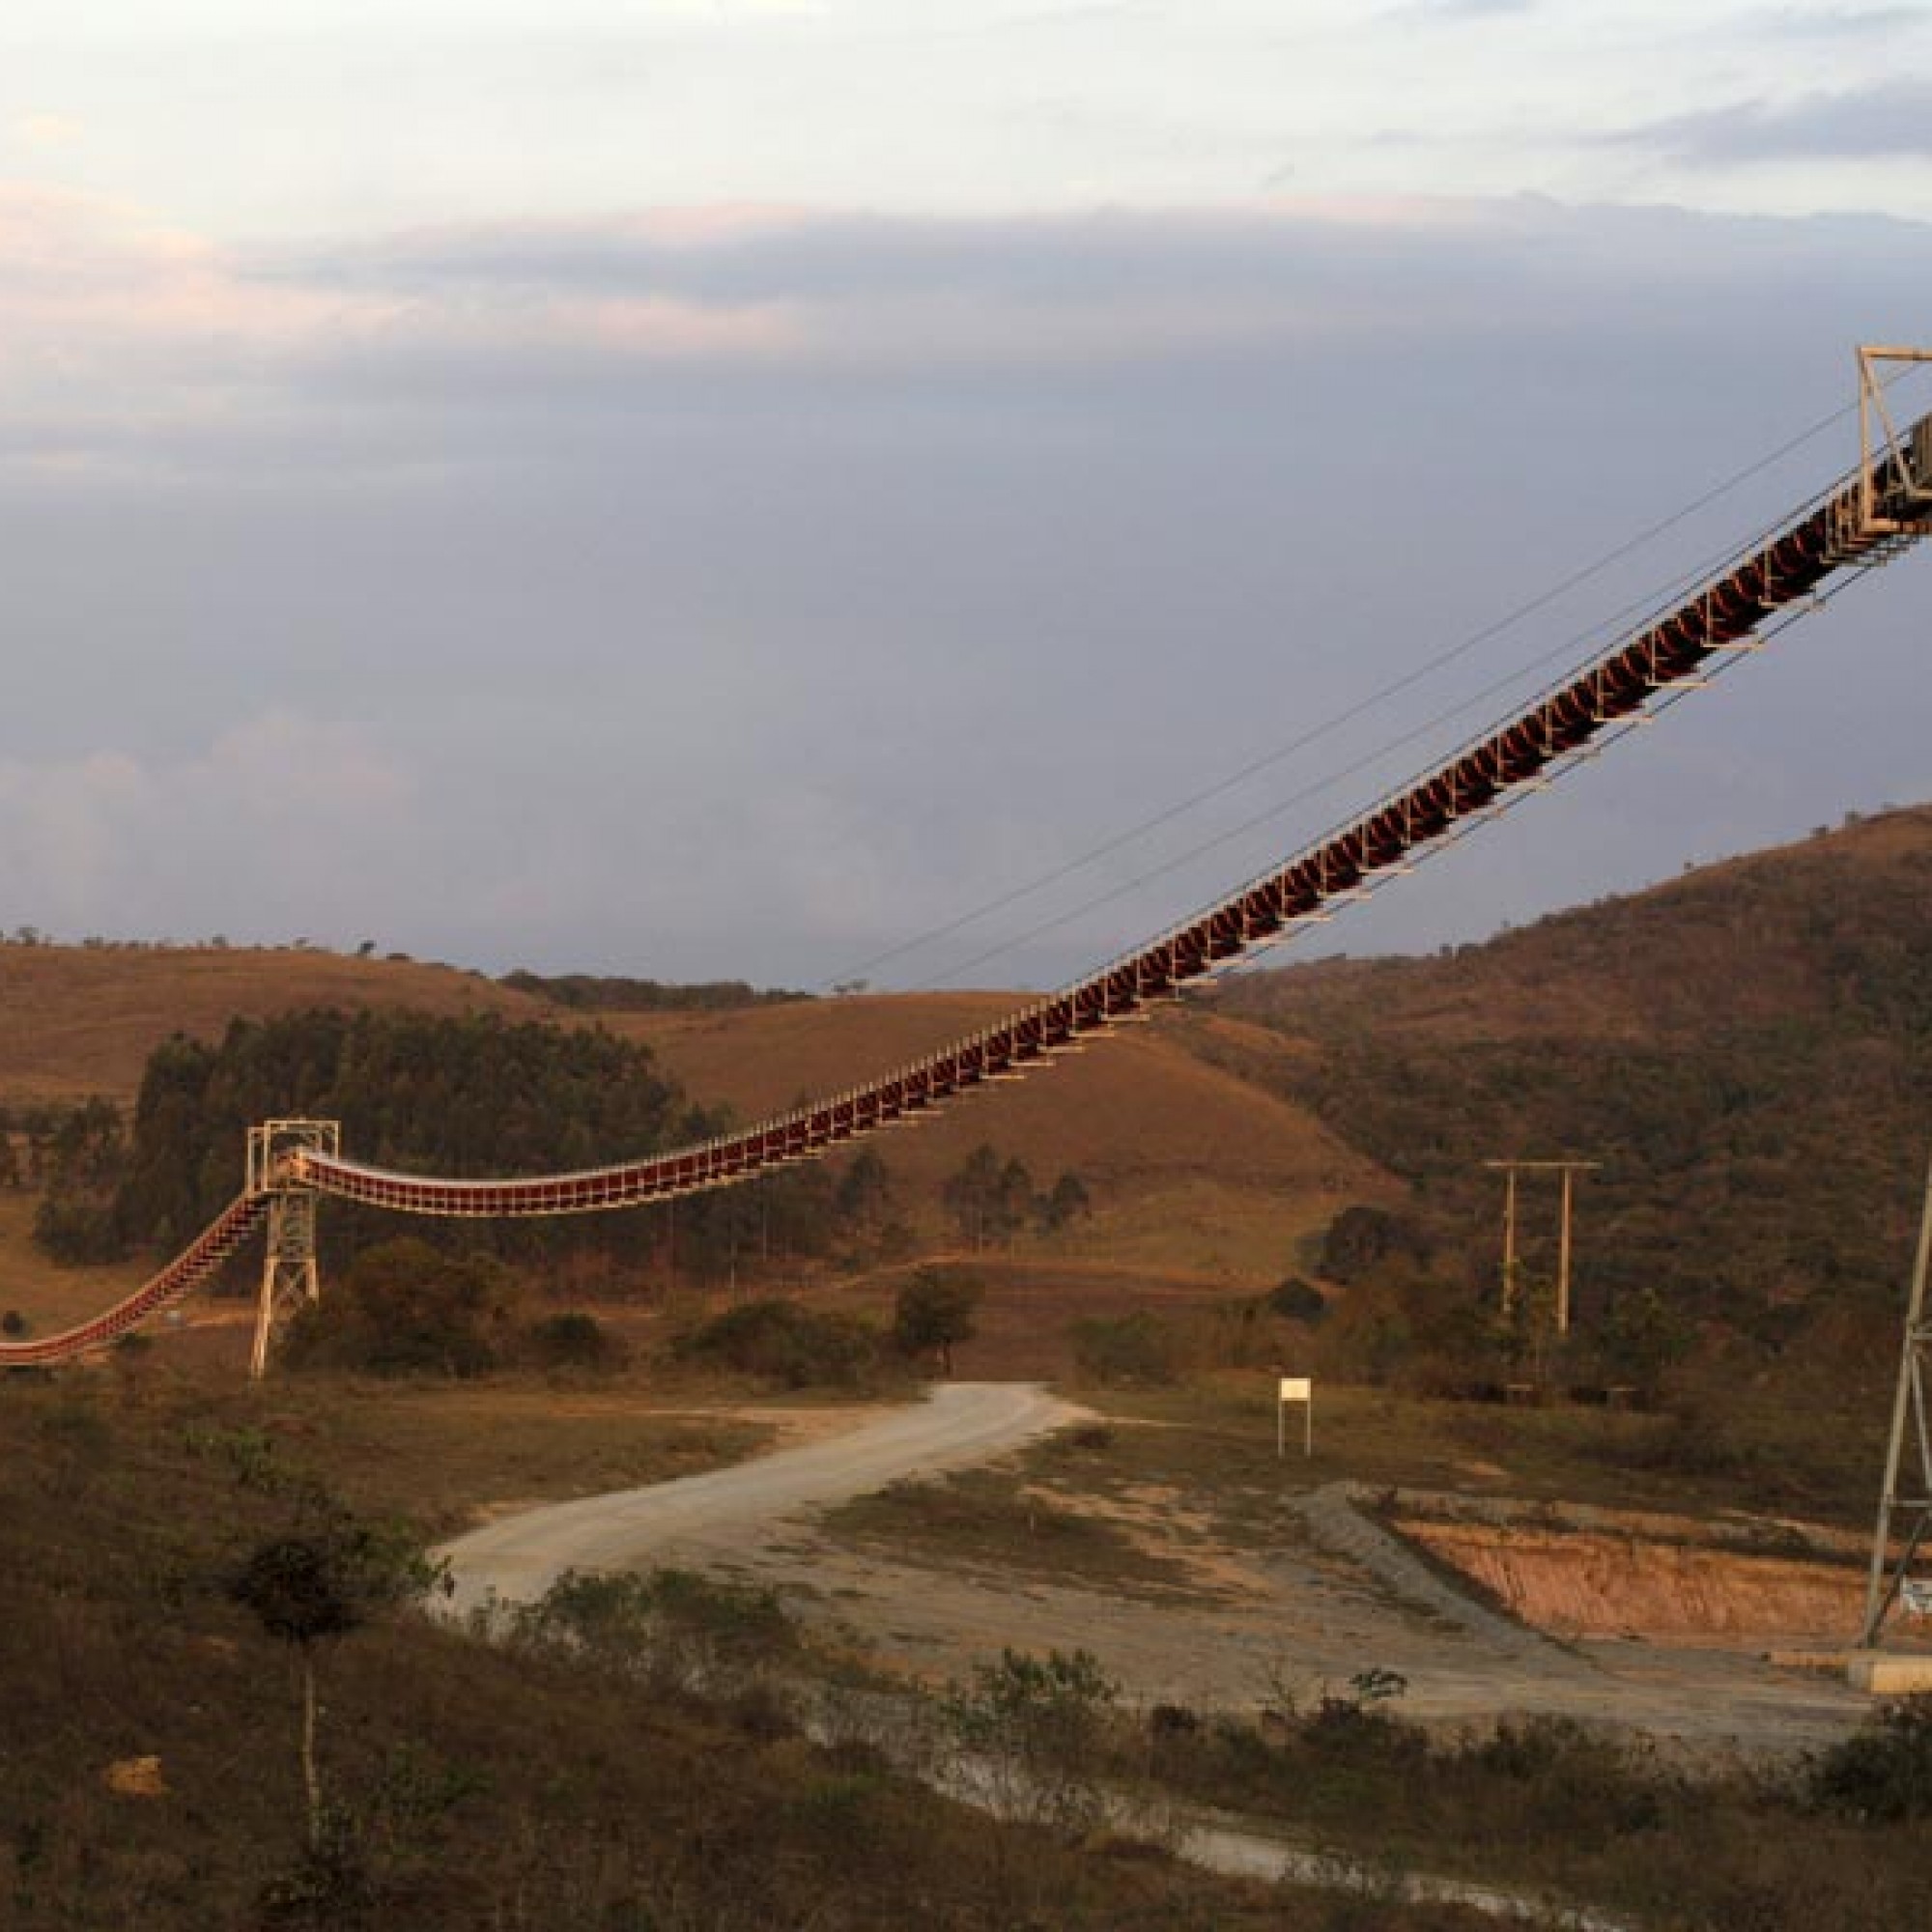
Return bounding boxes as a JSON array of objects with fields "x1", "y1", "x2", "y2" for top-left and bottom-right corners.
[
  {"x1": 292, "y1": 416, "x2": 1931, "y2": 1222},
  {"x1": 925, "y1": 403, "x2": 1920, "y2": 989},
  {"x1": 13, "y1": 390, "x2": 1923, "y2": 1360},
  {"x1": 1204, "y1": 572, "x2": 1870, "y2": 991},
  {"x1": 820, "y1": 385, "x2": 1895, "y2": 996},
  {"x1": 928, "y1": 467, "x2": 1880, "y2": 988}
]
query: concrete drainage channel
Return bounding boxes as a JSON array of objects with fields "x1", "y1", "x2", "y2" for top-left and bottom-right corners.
[{"x1": 1291, "y1": 1482, "x2": 1567, "y2": 1659}]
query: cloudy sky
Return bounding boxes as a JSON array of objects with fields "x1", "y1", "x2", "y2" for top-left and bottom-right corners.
[{"x1": 3, "y1": 2, "x2": 1930, "y2": 989}]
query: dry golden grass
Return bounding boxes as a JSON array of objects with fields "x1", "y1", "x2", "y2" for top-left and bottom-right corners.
[
  {"x1": 0, "y1": 1189, "x2": 148, "y2": 1329},
  {"x1": 0, "y1": 946, "x2": 1398, "y2": 1311},
  {"x1": 0, "y1": 943, "x2": 542, "y2": 1105},
  {"x1": 1224, "y1": 801, "x2": 1932, "y2": 1050},
  {"x1": 613, "y1": 988, "x2": 1391, "y2": 1281}
]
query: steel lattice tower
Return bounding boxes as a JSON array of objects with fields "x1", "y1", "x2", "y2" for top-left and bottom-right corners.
[{"x1": 245, "y1": 1120, "x2": 340, "y2": 1380}]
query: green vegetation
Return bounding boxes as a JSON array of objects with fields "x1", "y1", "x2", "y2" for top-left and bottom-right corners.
[
  {"x1": 28, "y1": 1008, "x2": 902, "y2": 1289},
  {"x1": 943, "y1": 1647, "x2": 1120, "y2": 1835},
  {"x1": 0, "y1": 1370, "x2": 1346, "y2": 1930},
  {"x1": 499, "y1": 968, "x2": 809, "y2": 1011},
  {"x1": 284, "y1": 1238, "x2": 516, "y2": 1378},
  {"x1": 497, "y1": 1565, "x2": 798, "y2": 1698},
  {"x1": 891, "y1": 1264, "x2": 983, "y2": 1374},
  {"x1": 1806, "y1": 1695, "x2": 1932, "y2": 1822},
  {"x1": 1215, "y1": 805, "x2": 1932, "y2": 1403},
  {"x1": 672, "y1": 1295, "x2": 881, "y2": 1389},
  {"x1": 1120, "y1": 1685, "x2": 1932, "y2": 1931},
  {"x1": 942, "y1": 1142, "x2": 1092, "y2": 1249}
]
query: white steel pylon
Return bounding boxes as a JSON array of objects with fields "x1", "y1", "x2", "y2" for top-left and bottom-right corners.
[
  {"x1": 1858, "y1": 1143, "x2": 1932, "y2": 1647},
  {"x1": 245, "y1": 1120, "x2": 340, "y2": 1380}
]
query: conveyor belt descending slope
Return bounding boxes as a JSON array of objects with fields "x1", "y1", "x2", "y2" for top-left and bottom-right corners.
[
  {"x1": 291, "y1": 412, "x2": 1932, "y2": 1219},
  {"x1": 0, "y1": 1194, "x2": 264, "y2": 1365},
  {"x1": 4, "y1": 397, "x2": 1927, "y2": 1365}
]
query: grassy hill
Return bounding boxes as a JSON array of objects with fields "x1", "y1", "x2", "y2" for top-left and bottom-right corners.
[
  {"x1": 611, "y1": 993, "x2": 1384, "y2": 1278},
  {"x1": 10, "y1": 803, "x2": 1931, "y2": 1377},
  {"x1": 0, "y1": 944, "x2": 541, "y2": 1109},
  {"x1": 1210, "y1": 803, "x2": 1932, "y2": 1386},
  {"x1": 0, "y1": 947, "x2": 1386, "y2": 1309}
]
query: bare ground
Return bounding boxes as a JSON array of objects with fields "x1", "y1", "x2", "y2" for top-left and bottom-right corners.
[{"x1": 443, "y1": 1383, "x2": 1877, "y2": 1758}]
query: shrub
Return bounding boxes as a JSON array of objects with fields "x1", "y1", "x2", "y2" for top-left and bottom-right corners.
[
  {"x1": 674, "y1": 1298, "x2": 876, "y2": 1388},
  {"x1": 283, "y1": 1239, "x2": 514, "y2": 1378},
  {"x1": 525, "y1": 1311, "x2": 623, "y2": 1373},
  {"x1": 1068, "y1": 1312, "x2": 1179, "y2": 1386},
  {"x1": 943, "y1": 1648, "x2": 1119, "y2": 1835},
  {"x1": 1264, "y1": 1277, "x2": 1327, "y2": 1323},
  {"x1": 1807, "y1": 1696, "x2": 1932, "y2": 1821},
  {"x1": 508, "y1": 1566, "x2": 796, "y2": 1696},
  {"x1": 891, "y1": 1266, "x2": 982, "y2": 1375}
]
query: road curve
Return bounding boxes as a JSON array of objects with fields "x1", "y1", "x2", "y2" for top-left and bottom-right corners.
[{"x1": 440, "y1": 1381, "x2": 1081, "y2": 1616}]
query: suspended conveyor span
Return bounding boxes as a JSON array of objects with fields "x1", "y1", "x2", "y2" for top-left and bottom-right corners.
[{"x1": 290, "y1": 395, "x2": 1932, "y2": 1220}]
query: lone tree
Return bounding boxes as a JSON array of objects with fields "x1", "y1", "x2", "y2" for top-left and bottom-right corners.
[
  {"x1": 893, "y1": 1265, "x2": 983, "y2": 1376},
  {"x1": 229, "y1": 1511, "x2": 440, "y2": 1856}
]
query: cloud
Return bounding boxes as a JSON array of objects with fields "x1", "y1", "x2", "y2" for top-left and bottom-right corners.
[
  {"x1": 1614, "y1": 77, "x2": 1932, "y2": 164},
  {"x1": 0, "y1": 714, "x2": 413, "y2": 941},
  {"x1": 10, "y1": 112, "x2": 85, "y2": 149},
  {"x1": 3, "y1": 187, "x2": 1931, "y2": 982},
  {"x1": 1750, "y1": 5, "x2": 1929, "y2": 41}
]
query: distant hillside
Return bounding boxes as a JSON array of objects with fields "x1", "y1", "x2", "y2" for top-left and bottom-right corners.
[
  {"x1": 16, "y1": 806, "x2": 1926, "y2": 1345},
  {"x1": 606, "y1": 993, "x2": 1387, "y2": 1276},
  {"x1": 1211, "y1": 804, "x2": 1932, "y2": 1377},
  {"x1": 1225, "y1": 804, "x2": 1932, "y2": 1049},
  {"x1": 0, "y1": 947, "x2": 1385, "y2": 1296},
  {"x1": 0, "y1": 944, "x2": 542, "y2": 1107}
]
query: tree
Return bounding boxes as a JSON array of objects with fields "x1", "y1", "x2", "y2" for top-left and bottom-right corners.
[
  {"x1": 1037, "y1": 1171, "x2": 1091, "y2": 1234},
  {"x1": 942, "y1": 1144, "x2": 1005, "y2": 1249},
  {"x1": 228, "y1": 1511, "x2": 440, "y2": 1857},
  {"x1": 942, "y1": 1145, "x2": 1034, "y2": 1249},
  {"x1": 283, "y1": 1238, "x2": 513, "y2": 1378},
  {"x1": 893, "y1": 1266, "x2": 983, "y2": 1376}
]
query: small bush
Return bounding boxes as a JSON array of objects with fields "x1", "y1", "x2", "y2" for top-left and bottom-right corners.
[
  {"x1": 943, "y1": 1647, "x2": 1119, "y2": 1835},
  {"x1": 674, "y1": 1297, "x2": 876, "y2": 1388},
  {"x1": 1807, "y1": 1695, "x2": 1932, "y2": 1820},
  {"x1": 1068, "y1": 1312, "x2": 1179, "y2": 1386},
  {"x1": 283, "y1": 1239, "x2": 514, "y2": 1378},
  {"x1": 525, "y1": 1311, "x2": 623, "y2": 1373},
  {"x1": 1264, "y1": 1277, "x2": 1327, "y2": 1323},
  {"x1": 508, "y1": 1566, "x2": 797, "y2": 1696}
]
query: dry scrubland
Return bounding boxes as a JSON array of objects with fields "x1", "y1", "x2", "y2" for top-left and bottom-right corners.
[
  {"x1": 5, "y1": 809, "x2": 1932, "y2": 1924},
  {"x1": 5, "y1": 1353, "x2": 1927, "y2": 1931}
]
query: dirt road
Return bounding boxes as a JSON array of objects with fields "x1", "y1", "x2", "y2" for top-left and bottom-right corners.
[
  {"x1": 441, "y1": 1382, "x2": 1870, "y2": 1757},
  {"x1": 440, "y1": 1381, "x2": 1081, "y2": 1616}
]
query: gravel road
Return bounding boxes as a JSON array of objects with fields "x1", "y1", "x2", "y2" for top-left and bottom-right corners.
[
  {"x1": 440, "y1": 1380, "x2": 1080, "y2": 1616},
  {"x1": 440, "y1": 1380, "x2": 1868, "y2": 1758}
]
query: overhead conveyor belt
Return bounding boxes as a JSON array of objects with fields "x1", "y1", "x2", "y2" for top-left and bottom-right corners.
[
  {"x1": 289, "y1": 401, "x2": 1932, "y2": 1221},
  {"x1": 7, "y1": 363, "x2": 1928, "y2": 1367}
]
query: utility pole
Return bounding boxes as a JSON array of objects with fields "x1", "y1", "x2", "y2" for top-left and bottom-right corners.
[{"x1": 1482, "y1": 1159, "x2": 1602, "y2": 1334}]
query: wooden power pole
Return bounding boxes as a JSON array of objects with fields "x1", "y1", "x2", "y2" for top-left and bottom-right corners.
[{"x1": 1482, "y1": 1158, "x2": 1602, "y2": 1333}]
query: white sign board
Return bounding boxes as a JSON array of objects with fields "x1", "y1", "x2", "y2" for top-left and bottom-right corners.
[
  {"x1": 1901, "y1": 1577, "x2": 1932, "y2": 1618},
  {"x1": 1276, "y1": 1377, "x2": 1314, "y2": 1458}
]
